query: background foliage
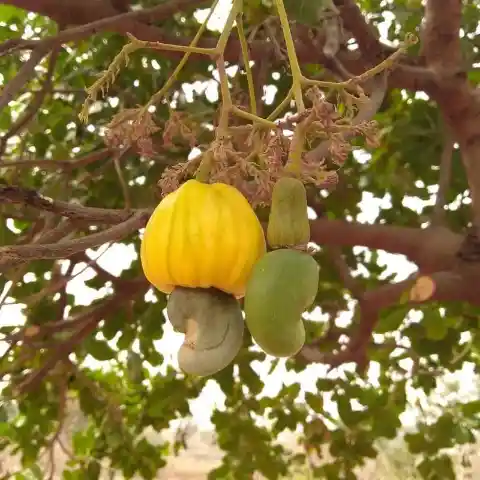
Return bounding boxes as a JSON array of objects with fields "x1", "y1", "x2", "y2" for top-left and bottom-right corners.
[{"x1": 1, "y1": 0, "x2": 480, "y2": 479}]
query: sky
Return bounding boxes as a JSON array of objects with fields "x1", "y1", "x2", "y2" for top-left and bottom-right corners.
[{"x1": 0, "y1": 0, "x2": 478, "y2": 437}]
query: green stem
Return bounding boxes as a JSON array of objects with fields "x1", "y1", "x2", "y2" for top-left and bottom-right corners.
[
  {"x1": 144, "y1": 0, "x2": 220, "y2": 108},
  {"x1": 285, "y1": 122, "x2": 306, "y2": 176},
  {"x1": 231, "y1": 106, "x2": 277, "y2": 129},
  {"x1": 236, "y1": 13, "x2": 257, "y2": 115},
  {"x1": 266, "y1": 86, "x2": 293, "y2": 121},
  {"x1": 215, "y1": 0, "x2": 243, "y2": 54},
  {"x1": 195, "y1": 152, "x2": 214, "y2": 182},
  {"x1": 216, "y1": 56, "x2": 233, "y2": 138},
  {"x1": 79, "y1": 42, "x2": 139, "y2": 122},
  {"x1": 126, "y1": 33, "x2": 214, "y2": 56},
  {"x1": 272, "y1": 0, "x2": 305, "y2": 112},
  {"x1": 302, "y1": 34, "x2": 417, "y2": 91}
]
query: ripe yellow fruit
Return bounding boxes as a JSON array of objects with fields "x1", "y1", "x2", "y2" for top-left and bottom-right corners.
[{"x1": 141, "y1": 180, "x2": 266, "y2": 298}]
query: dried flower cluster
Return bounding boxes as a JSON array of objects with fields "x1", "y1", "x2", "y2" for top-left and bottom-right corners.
[
  {"x1": 104, "y1": 108, "x2": 160, "y2": 158},
  {"x1": 102, "y1": 86, "x2": 378, "y2": 207},
  {"x1": 157, "y1": 86, "x2": 379, "y2": 206}
]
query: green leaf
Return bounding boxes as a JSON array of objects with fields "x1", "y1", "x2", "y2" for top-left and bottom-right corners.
[
  {"x1": 282, "y1": 0, "x2": 327, "y2": 26},
  {"x1": 72, "y1": 427, "x2": 96, "y2": 456},
  {"x1": 0, "y1": 5, "x2": 26, "y2": 22},
  {"x1": 126, "y1": 351, "x2": 145, "y2": 384},
  {"x1": 461, "y1": 399, "x2": 480, "y2": 416},
  {"x1": 375, "y1": 305, "x2": 410, "y2": 333},
  {"x1": 305, "y1": 392, "x2": 324, "y2": 413},
  {"x1": 86, "y1": 338, "x2": 116, "y2": 361},
  {"x1": 86, "y1": 461, "x2": 101, "y2": 480},
  {"x1": 423, "y1": 311, "x2": 448, "y2": 340},
  {"x1": 417, "y1": 455, "x2": 455, "y2": 480},
  {"x1": 405, "y1": 432, "x2": 427, "y2": 454}
]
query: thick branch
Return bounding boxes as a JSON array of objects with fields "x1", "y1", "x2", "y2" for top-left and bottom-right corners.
[
  {"x1": 310, "y1": 218, "x2": 460, "y2": 272},
  {"x1": 4, "y1": 0, "x2": 208, "y2": 40},
  {"x1": 1, "y1": 184, "x2": 462, "y2": 271},
  {"x1": 0, "y1": 212, "x2": 147, "y2": 269},
  {"x1": 0, "y1": 47, "x2": 50, "y2": 112},
  {"x1": 0, "y1": 184, "x2": 137, "y2": 223},
  {"x1": 421, "y1": 0, "x2": 463, "y2": 76},
  {"x1": 333, "y1": 0, "x2": 384, "y2": 63},
  {"x1": 299, "y1": 268, "x2": 480, "y2": 368},
  {"x1": 3, "y1": 0, "x2": 435, "y2": 94}
]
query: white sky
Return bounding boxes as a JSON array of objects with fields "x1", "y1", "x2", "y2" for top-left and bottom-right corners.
[{"x1": 0, "y1": 0, "x2": 477, "y2": 438}]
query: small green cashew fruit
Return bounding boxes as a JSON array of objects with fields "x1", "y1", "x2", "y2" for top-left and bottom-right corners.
[
  {"x1": 166, "y1": 286, "x2": 244, "y2": 376},
  {"x1": 244, "y1": 249, "x2": 319, "y2": 357}
]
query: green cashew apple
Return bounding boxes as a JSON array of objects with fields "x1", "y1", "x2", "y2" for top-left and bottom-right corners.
[{"x1": 244, "y1": 249, "x2": 319, "y2": 357}]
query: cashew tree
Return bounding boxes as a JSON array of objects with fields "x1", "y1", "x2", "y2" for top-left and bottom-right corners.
[{"x1": 0, "y1": 0, "x2": 480, "y2": 479}]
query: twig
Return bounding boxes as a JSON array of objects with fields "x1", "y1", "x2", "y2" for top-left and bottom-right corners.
[
  {"x1": 0, "y1": 46, "x2": 60, "y2": 156},
  {"x1": 0, "y1": 148, "x2": 111, "y2": 171},
  {"x1": 0, "y1": 0, "x2": 209, "y2": 55},
  {"x1": 0, "y1": 47, "x2": 50, "y2": 112},
  {"x1": 13, "y1": 246, "x2": 113, "y2": 308},
  {"x1": 0, "y1": 212, "x2": 148, "y2": 270},
  {"x1": 73, "y1": 249, "x2": 120, "y2": 285},
  {"x1": 0, "y1": 184, "x2": 140, "y2": 224},
  {"x1": 0, "y1": 218, "x2": 77, "y2": 291},
  {"x1": 327, "y1": 246, "x2": 363, "y2": 299},
  {"x1": 112, "y1": 147, "x2": 131, "y2": 209},
  {"x1": 4, "y1": 278, "x2": 146, "y2": 347},
  {"x1": 431, "y1": 131, "x2": 454, "y2": 226}
]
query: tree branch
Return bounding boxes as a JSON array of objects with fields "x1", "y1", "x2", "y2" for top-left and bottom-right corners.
[
  {"x1": 13, "y1": 279, "x2": 147, "y2": 395},
  {"x1": 333, "y1": 0, "x2": 384, "y2": 63},
  {"x1": 0, "y1": 148, "x2": 111, "y2": 171},
  {"x1": 1, "y1": 183, "x2": 463, "y2": 272},
  {"x1": 4, "y1": 0, "x2": 209, "y2": 53},
  {"x1": 310, "y1": 217, "x2": 459, "y2": 271},
  {"x1": 3, "y1": 0, "x2": 436, "y2": 95},
  {"x1": 299, "y1": 267, "x2": 480, "y2": 369},
  {"x1": 0, "y1": 212, "x2": 147, "y2": 270},
  {"x1": 0, "y1": 184, "x2": 137, "y2": 223},
  {"x1": 0, "y1": 46, "x2": 60, "y2": 156},
  {"x1": 431, "y1": 130, "x2": 454, "y2": 226},
  {"x1": 421, "y1": 0, "x2": 463, "y2": 76},
  {"x1": 0, "y1": 46, "x2": 50, "y2": 112}
]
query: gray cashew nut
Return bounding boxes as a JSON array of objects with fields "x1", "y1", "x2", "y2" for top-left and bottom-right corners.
[{"x1": 166, "y1": 287, "x2": 244, "y2": 376}]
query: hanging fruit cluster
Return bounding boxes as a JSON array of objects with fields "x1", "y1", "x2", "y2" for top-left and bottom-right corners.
[
  {"x1": 141, "y1": 170, "x2": 320, "y2": 376},
  {"x1": 141, "y1": 179, "x2": 266, "y2": 376},
  {"x1": 245, "y1": 176, "x2": 319, "y2": 358},
  {"x1": 78, "y1": 0, "x2": 415, "y2": 378}
]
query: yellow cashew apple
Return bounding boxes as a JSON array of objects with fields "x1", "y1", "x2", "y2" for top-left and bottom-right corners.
[{"x1": 140, "y1": 179, "x2": 266, "y2": 298}]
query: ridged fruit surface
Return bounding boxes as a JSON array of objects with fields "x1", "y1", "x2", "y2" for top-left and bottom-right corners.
[
  {"x1": 267, "y1": 177, "x2": 310, "y2": 249},
  {"x1": 141, "y1": 180, "x2": 266, "y2": 298}
]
